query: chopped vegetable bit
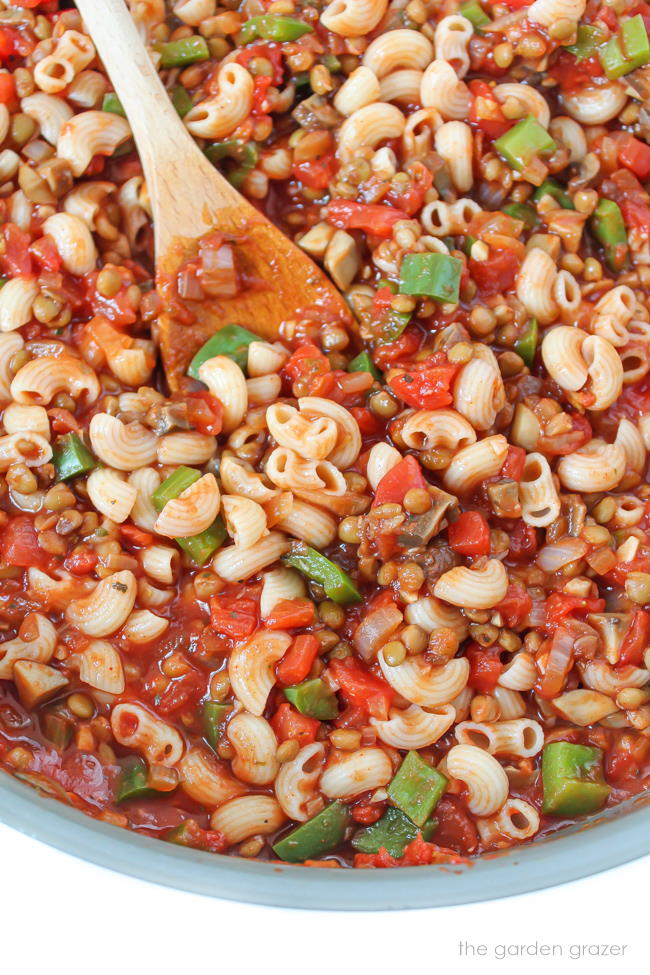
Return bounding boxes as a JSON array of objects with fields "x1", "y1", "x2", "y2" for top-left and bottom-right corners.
[
  {"x1": 352, "y1": 807, "x2": 438, "y2": 857},
  {"x1": 153, "y1": 467, "x2": 226, "y2": 564},
  {"x1": 347, "y1": 349, "x2": 381, "y2": 380},
  {"x1": 459, "y1": 0, "x2": 491, "y2": 31},
  {"x1": 494, "y1": 116, "x2": 556, "y2": 173},
  {"x1": 399, "y1": 253, "x2": 462, "y2": 303},
  {"x1": 542, "y1": 742, "x2": 610, "y2": 816},
  {"x1": 187, "y1": 323, "x2": 258, "y2": 378},
  {"x1": 387, "y1": 751, "x2": 448, "y2": 826},
  {"x1": 155, "y1": 36, "x2": 210, "y2": 68},
  {"x1": 590, "y1": 199, "x2": 628, "y2": 272},
  {"x1": 515, "y1": 318, "x2": 538, "y2": 368},
  {"x1": 52, "y1": 433, "x2": 97, "y2": 482},
  {"x1": 272, "y1": 801, "x2": 351, "y2": 862},
  {"x1": 283, "y1": 544, "x2": 362, "y2": 605},
  {"x1": 116, "y1": 758, "x2": 161, "y2": 803},
  {"x1": 599, "y1": 15, "x2": 650, "y2": 80},
  {"x1": 284, "y1": 678, "x2": 339, "y2": 720},
  {"x1": 202, "y1": 700, "x2": 232, "y2": 750},
  {"x1": 239, "y1": 15, "x2": 313, "y2": 43}
]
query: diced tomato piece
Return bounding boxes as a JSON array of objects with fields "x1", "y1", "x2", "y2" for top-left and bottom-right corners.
[
  {"x1": 350, "y1": 406, "x2": 383, "y2": 437},
  {"x1": 351, "y1": 802, "x2": 385, "y2": 825},
  {"x1": 468, "y1": 80, "x2": 511, "y2": 140},
  {"x1": 1, "y1": 516, "x2": 49, "y2": 570},
  {"x1": 30, "y1": 235, "x2": 62, "y2": 272},
  {"x1": 448, "y1": 510, "x2": 490, "y2": 557},
  {"x1": 537, "y1": 413, "x2": 592, "y2": 456},
  {"x1": 1, "y1": 224, "x2": 33, "y2": 276},
  {"x1": 507, "y1": 521, "x2": 538, "y2": 562},
  {"x1": 283, "y1": 342, "x2": 330, "y2": 395},
  {"x1": 185, "y1": 390, "x2": 223, "y2": 436},
  {"x1": 595, "y1": 4, "x2": 619, "y2": 29},
  {"x1": 619, "y1": 609, "x2": 650, "y2": 667},
  {"x1": 383, "y1": 163, "x2": 433, "y2": 216},
  {"x1": 326, "y1": 200, "x2": 410, "y2": 238},
  {"x1": 270, "y1": 701, "x2": 319, "y2": 746},
  {"x1": 372, "y1": 328, "x2": 421, "y2": 369},
  {"x1": 157, "y1": 670, "x2": 205, "y2": 714},
  {"x1": 605, "y1": 733, "x2": 650, "y2": 784},
  {"x1": 388, "y1": 357, "x2": 459, "y2": 410},
  {"x1": 497, "y1": 582, "x2": 532, "y2": 628},
  {"x1": 618, "y1": 134, "x2": 650, "y2": 181},
  {"x1": 276, "y1": 632, "x2": 320, "y2": 685},
  {"x1": 372, "y1": 454, "x2": 427, "y2": 508},
  {"x1": 293, "y1": 151, "x2": 337, "y2": 190},
  {"x1": 470, "y1": 248, "x2": 518, "y2": 297},
  {"x1": 466, "y1": 643, "x2": 503, "y2": 693},
  {"x1": 251, "y1": 74, "x2": 271, "y2": 115},
  {"x1": 432, "y1": 796, "x2": 479, "y2": 854},
  {"x1": 209, "y1": 596, "x2": 258, "y2": 638},
  {"x1": 544, "y1": 591, "x2": 605, "y2": 630},
  {"x1": 9, "y1": 0, "x2": 43, "y2": 6},
  {"x1": 63, "y1": 549, "x2": 99, "y2": 576},
  {"x1": 85, "y1": 270, "x2": 137, "y2": 325},
  {"x1": 48, "y1": 408, "x2": 80, "y2": 434},
  {"x1": 621, "y1": 198, "x2": 650, "y2": 235},
  {"x1": 487, "y1": 0, "x2": 533, "y2": 5},
  {"x1": 119, "y1": 524, "x2": 154, "y2": 547},
  {"x1": 266, "y1": 599, "x2": 316, "y2": 632},
  {"x1": 328, "y1": 657, "x2": 393, "y2": 720},
  {"x1": 354, "y1": 834, "x2": 466, "y2": 868},
  {"x1": 236, "y1": 43, "x2": 283, "y2": 85},
  {"x1": 0, "y1": 72, "x2": 16, "y2": 107},
  {"x1": 500, "y1": 445, "x2": 526, "y2": 482}
]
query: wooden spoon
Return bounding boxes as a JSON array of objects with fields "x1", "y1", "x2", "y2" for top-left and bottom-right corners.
[{"x1": 75, "y1": 0, "x2": 352, "y2": 389}]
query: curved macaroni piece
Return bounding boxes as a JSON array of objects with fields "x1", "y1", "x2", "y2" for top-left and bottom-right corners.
[
  {"x1": 528, "y1": 0, "x2": 586, "y2": 28},
  {"x1": 220, "y1": 454, "x2": 278, "y2": 503},
  {"x1": 404, "y1": 596, "x2": 469, "y2": 640},
  {"x1": 57, "y1": 110, "x2": 131, "y2": 176},
  {"x1": 3, "y1": 403, "x2": 50, "y2": 440},
  {"x1": 210, "y1": 795, "x2": 285, "y2": 845},
  {"x1": 221, "y1": 494, "x2": 267, "y2": 549},
  {"x1": 366, "y1": 442, "x2": 401, "y2": 491},
  {"x1": 363, "y1": 29, "x2": 434, "y2": 78},
  {"x1": 128, "y1": 467, "x2": 160, "y2": 532},
  {"x1": 435, "y1": 121, "x2": 473, "y2": 194},
  {"x1": 321, "y1": 0, "x2": 388, "y2": 37},
  {"x1": 265, "y1": 447, "x2": 347, "y2": 495},
  {"x1": 87, "y1": 468, "x2": 138, "y2": 524},
  {"x1": 78, "y1": 640, "x2": 125, "y2": 694},
  {"x1": 185, "y1": 64, "x2": 254, "y2": 139},
  {"x1": 155, "y1": 473, "x2": 220, "y2": 538},
  {"x1": 212, "y1": 531, "x2": 290, "y2": 584},
  {"x1": 42, "y1": 212, "x2": 97, "y2": 275},
  {"x1": 228, "y1": 629, "x2": 291, "y2": 716},
  {"x1": 498, "y1": 651, "x2": 537, "y2": 691},
  {"x1": 66, "y1": 570, "x2": 137, "y2": 637},
  {"x1": 180, "y1": 746, "x2": 246, "y2": 807},
  {"x1": 275, "y1": 742, "x2": 325, "y2": 822},
  {"x1": 516, "y1": 248, "x2": 558, "y2": 324},
  {"x1": 453, "y1": 357, "x2": 505, "y2": 430},
  {"x1": 446, "y1": 743, "x2": 508, "y2": 816},
  {"x1": 379, "y1": 69, "x2": 423, "y2": 107},
  {"x1": 198, "y1": 355, "x2": 248, "y2": 433},
  {"x1": 0, "y1": 432, "x2": 52, "y2": 471},
  {"x1": 493, "y1": 84, "x2": 551, "y2": 129},
  {"x1": 157, "y1": 431, "x2": 216, "y2": 466},
  {"x1": 455, "y1": 719, "x2": 544, "y2": 758},
  {"x1": 266, "y1": 402, "x2": 338, "y2": 461},
  {"x1": 443, "y1": 435, "x2": 508, "y2": 495},
  {"x1": 562, "y1": 82, "x2": 627, "y2": 125},
  {"x1": 477, "y1": 798, "x2": 540, "y2": 846},
  {"x1": 0, "y1": 277, "x2": 39, "y2": 333},
  {"x1": 121, "y1": 609, "x2": 170, "y2": 644},
  {"x1": 0, "y1": 613, "x2": 57, "y2": 680},
  {"x1": 320, "y1": 747, "x2": 392, "y2": 799},
  {"x1": 260, "y1": 567, "x2": 306, "y2": 618},
  {"x1": 370, "y1": 703, "x2": 456, "y2": 748},
  {"x1": 434, "y1": 15, "x2": 473, "y2": 78},
  {"x1": 228, "y1": 711, "x2": 279, "y2": 786},
  {"x1": 434, "y1": 559, "x2": 509, "y2": 610},
  {"x1": 21, "y1": 92, "x2": 73, "y2": 146},
  {"x1": 278, "y1": 499, "x2": 337, "y2": 548},
  {"x1": 377, "y1": 652, "x2": 469, "y2": 707},
  {"x1": 337, "y1": 103, "x2": 405, "y2": 156},
  {"x1": 0, "y1": 333, "x2": 24, "y2": 400},
  {"x1": 557, "y1": 438, "x2": 626, "y2": 492},
  {"x1": 11, "y1": 354, "x2": 100, "y2": 405},
  {"x1": 519, "y1": 452, "x2": 561, "y2": 528},
  {"x1": 299, "y1": 397, "x2": 361, "y2": 469},
  {"x1": 89, "y1": 413, "x2": 158, "y2": 470},
  {"x1": 111, "y1": 701, "x2": 184, "y2": 766},
  {"x1": 420, "y1": 60, "x2": 470, "y2": 120}
]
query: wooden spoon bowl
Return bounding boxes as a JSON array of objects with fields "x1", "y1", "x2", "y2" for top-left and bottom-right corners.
[{"x1": 75, "y1": 0, "x2": 352, "y2": 388}]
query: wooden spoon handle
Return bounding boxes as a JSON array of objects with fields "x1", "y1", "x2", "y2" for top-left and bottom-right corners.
[{"x1": 75, "y1": 0, "x2": 189, "y2": 179}]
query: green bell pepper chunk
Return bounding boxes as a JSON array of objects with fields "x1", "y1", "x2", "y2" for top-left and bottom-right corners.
[
  {"x1": 374, "y1": 306, "x2": 411, "y2": 344},
  {"x1": 187, "y1": 323, "x2": 258, "y2": 378},
  {"x1": 599, "y1": 15, "x2": 650, "y2": 79},
  {"x1": 102, "y1": 92, "x2": 126, "y2": 117},
  {"x1": 272, "y1": 801, "x2": 350, "y2": 862},
  {"x1": 399, "y1": 253, "x2": 462, "y2": 303},
  {"x1": 40, "y1": 710, "x2": 74, "y2": 750},
  {"x1": 459, "y1": 0, "x2": 490, "y2": 32},
  {"x1": 494, "y1": 115, "x2": 557, "y2": 173},
  {"x1": 283, "y1": 544, "x2": 362, "y2": 605},
  {"x1": 462, "y1": 234, "x2": 478, "y2": 257},
  {"x1": 202, "y1": 700, "x2": 232, "y2": 750},
  {"x1": 153, "y1": 467, "x2": 227, "y2": 564},
  {"x1": 284, "y1": 678, "x2": 339, "y2": 720},
  {"x1": 566, "y1": 23, "x2": 607, "y2": 62},
  {"x1": 165, "y1": 820, "x2": 204, "y2": 848},
  {"x1": 515, "y1": 318, "x2": 538, "y2": 368},
  {"x1": 116, "y1": 758, "x2": 158, "y2": 803},
  {"x1": 501, "y1": 202, "x2": 539, "y2": 230},
  {"x1": 205, "y1": 140, "x2": 259, "y2": 171},
  {"x1": 53, "y1": 433, "x2": 97, "y2": 482},
  {"x1": 156, "y1": 35, "x2": 210, "y2": 68},
  {"x1": 152, "y1": 466, "x2": 200, "y2": 511},
  {"x1": 347, "y1": 350, "x2": 381, "y2": 381},
  {"x1": 542, "y1": 742, "x2": 610, "y2": 817},
  {"x1": 590, "y1": 199, "x2": 628, "y2": 272},
  {"x1": 171, "y1": 84, "x2": 193, "y2": 119},
  {"x1": 533, "y1": 179, "x2": 574, "y2": 210},
  {"x1": 240, "y1": 14, "x2": 313, "y2": 43},
  {"x1": 387, "y1": 750, "x2": 447, "y2": 827},
  {"x1": 351, "y1": 807, "x2": 438, "y2": 857}
]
